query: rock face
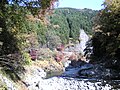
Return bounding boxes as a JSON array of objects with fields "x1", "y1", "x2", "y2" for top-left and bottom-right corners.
[
  {"x1": 79, "y1": 29, "x2": 89, "y2": 55},
  {"x1": 65, "y1": 29, "x2": 89, "y2": 55}
]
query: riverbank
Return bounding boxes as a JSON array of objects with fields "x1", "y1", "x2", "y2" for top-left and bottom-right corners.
[
  {"x1": 0, "y1": 45, "x2": 119, "y2": 90},
  {"x1": 28, "y1": 77, "x2": 112, "y2": 90},
  {"x1": 1, "y1": 58, "x2": 120, "y2": 90},
  {"x1": 21, "y1": 65, "x2": 113, "y2": 90}
]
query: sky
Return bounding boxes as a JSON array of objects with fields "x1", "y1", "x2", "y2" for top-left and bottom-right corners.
[{"x1": 57, "y1": 0, "x2": 104, "y2": 10}]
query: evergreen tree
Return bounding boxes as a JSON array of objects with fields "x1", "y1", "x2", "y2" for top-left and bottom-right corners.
[{"x1": 49, "y1": 8, "x2": 98, "y2": 44}]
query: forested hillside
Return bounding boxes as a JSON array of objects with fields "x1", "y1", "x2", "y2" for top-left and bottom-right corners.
[
  {"x1": 11, "y1": 8, "x2": 98, "y2": 49},
  {"x1": 47, "y1": 8, "x2": 98, "y2": 45}
]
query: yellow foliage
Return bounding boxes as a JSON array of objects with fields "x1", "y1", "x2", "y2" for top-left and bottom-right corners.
[
  {"x1": 105, "y1": 0, "x2": 120, "y2": 13},
  {"x1": 22, "y1": 52, "x2": 32, "y2": 65}
]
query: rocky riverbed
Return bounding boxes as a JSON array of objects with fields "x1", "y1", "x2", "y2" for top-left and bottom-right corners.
[
  {"x1": 28, "y1": 77, "x2": 112, "y2": 90},
  {"x1": 0, "y1": 74, "x2": 17, "y2": 90},
  {"x1": 0, "y1": 60, "x2": 120, "y2": 90},
  {"x1": 21, "y1": 62, "x2": 118, "y2": 90}
]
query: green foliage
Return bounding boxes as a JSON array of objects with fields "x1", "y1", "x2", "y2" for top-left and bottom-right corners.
[
  {"x1": 0, "y1": 4, "x2": 28, "y2": 54},
  {"x1": 91, "y1": 0, "x2": 120, "y2": 69},
  {"x1": 46, "y1": 29, "x2": 62, "y2": 49},
  {"x1": 36, "y1": 22, "x2": 48, "y2": 46},
  {"x1": 37, "y1": 48, "x2": 54, "y2": 60},
  {"x1": 0, "y1": 0, "x2": 58, "y2": 54},
  {"x1": 0, "y1": 0, "x2": 98, "y2": 79},
  {"x1": 22, "y1": 52, "x2": 32, "y2": 65},
  {"x1": 48, "y1": 8, "x2": 98, "y2": 44},
  {"x1": 0, "y1": 0, "x2": 59, "y2": 83},
  {"x1": 1, "y1": 69, "x2": 18, "y2": 82}
]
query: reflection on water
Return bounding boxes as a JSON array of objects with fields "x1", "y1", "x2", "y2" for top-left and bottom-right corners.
[
  {"x1": 46, "y1": 69, "x2": 120, "y2": 89},
  {"x1": 46, "y1": 71, "x2": 63, "y2": 79}
]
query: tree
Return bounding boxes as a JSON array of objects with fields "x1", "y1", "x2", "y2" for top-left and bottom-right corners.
[
  {"x1": 49, "y1": 8, "x2": 98, "y2": 44},
  {"x1": 0, "y1": 0, "x2": 58, "y2": 54},
  {"x1": 91, "y1": 0, "x2": 120, "y2": 70},
  {"x1": 0, "y1": 0, "x2": 59, "y2": 76},
  {"x1": 46, "y1": 30, "x2": 62, "y2": 49}
]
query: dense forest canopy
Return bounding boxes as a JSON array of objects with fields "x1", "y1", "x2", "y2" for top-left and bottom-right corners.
[
  {"x1": 89, "y1": 0, "x2": 120, "y2": 70},
  {"x1": 0, "y1": 6, "x2": 98, "y2": 52},
  {"x1": 0, "y1": 0, "x2": 59, "y2": 72},
  {"x1": 47, "y1": 8, "x2": 98, "y2": 45},
  {"x1": 0, "y1": 0, "x2": 58, "y2": 54}
]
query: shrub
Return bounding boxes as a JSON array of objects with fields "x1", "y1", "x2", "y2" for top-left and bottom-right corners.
[{"x1": 22, "y1": 52, "x2": 32, "y2": 65}]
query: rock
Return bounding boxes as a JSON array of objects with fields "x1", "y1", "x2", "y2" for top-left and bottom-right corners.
[
  {"x1": 79, "y1": 29, "x2": 89, "y2": 55},
  {"x1": 78, "y1": 64, "x2": 104, "y2": 78},
  {"x1": 79, "y1": 69, "x2": 95, "y2": 77},
  {"x1": 0, "y1": 74, "x2": 17, "y2": 90},
  {"x1": 20, "y1": 64, "x2": 113, "y2": 90},
  {"x1": 37, "y1": 77, "x2": 112, "y2": 90},
  {"x1": 80, "y1": 63, "x2": 94, "y2": 70},
  {"x1": 70, "y1": 60, "x2": 88, "y2": 67},
  {"x1": 63, "y1": 60, "x2": 71, "y2": 68},
  {"x1": 22, "y1": 66, "x2": 46, "y2": 88},
  {"x1": 78, "y1": 63, "x2": 120, "y2": 80}
]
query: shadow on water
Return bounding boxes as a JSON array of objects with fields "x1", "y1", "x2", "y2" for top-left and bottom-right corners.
[
  {"x1": 46, "y1": 71, "x2": 63, "y2": 79},
  {"x1": 45, "y1": 66, "x2": 120, "y2": 89}
]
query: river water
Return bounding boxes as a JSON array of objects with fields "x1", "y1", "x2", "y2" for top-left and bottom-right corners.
[{"x1": 43, "y1": 63, "x2": 119, "y2": 90}]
